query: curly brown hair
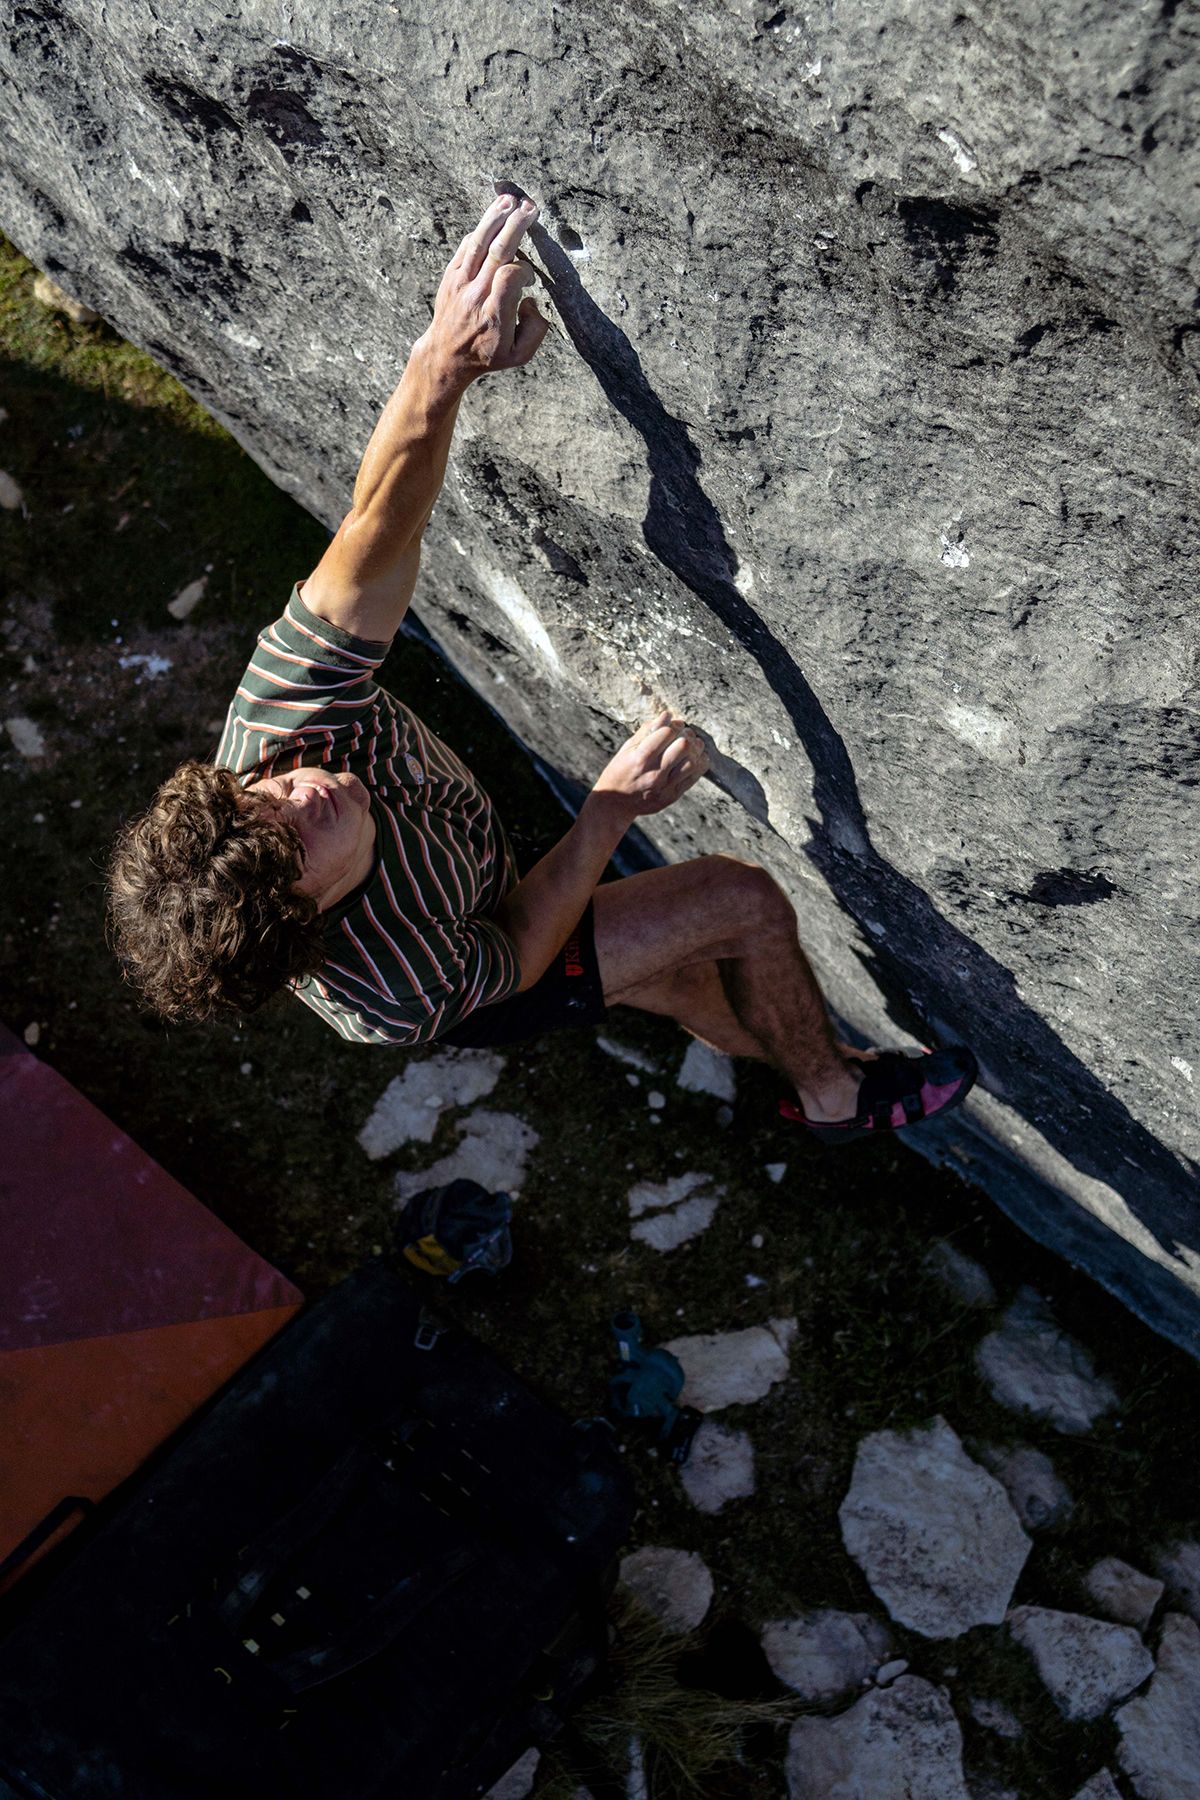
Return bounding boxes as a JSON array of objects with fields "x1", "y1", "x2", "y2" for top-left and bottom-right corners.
[{"x1": 107, "y1": 760, "x2": 328, "y2": 1020}]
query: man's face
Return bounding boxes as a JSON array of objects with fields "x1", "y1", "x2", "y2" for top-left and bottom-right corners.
[{"x1": 246, "y1": 768, "x2": 373, "y2": 903}]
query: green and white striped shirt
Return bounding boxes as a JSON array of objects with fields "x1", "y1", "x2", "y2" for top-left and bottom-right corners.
[{"x1": 216, "y1": 585, "x2": 521, "y2": 1045}]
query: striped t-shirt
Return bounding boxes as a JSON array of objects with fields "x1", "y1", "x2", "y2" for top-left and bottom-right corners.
[{"x1": 216, "y1": 585, "x2": 521, "y2": 1046}]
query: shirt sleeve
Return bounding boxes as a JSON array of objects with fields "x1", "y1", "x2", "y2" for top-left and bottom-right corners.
[
  {"x1": 297, "y1": 910, "x2": 522, "y2": 1048},
  {"x1": 216, "y1": 584, "x2": 392, "y2": 775}
]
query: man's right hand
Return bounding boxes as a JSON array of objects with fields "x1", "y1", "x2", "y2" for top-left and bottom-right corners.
[
  {"x1": 420, "y1": 193, "x2": 550, "y2": 387},
  {"x1": 591, "y1": 712, "x2": 710, "y2": 819}
]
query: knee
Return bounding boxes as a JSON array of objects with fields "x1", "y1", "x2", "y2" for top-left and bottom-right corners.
[{"x1": 703, "y1": 855, "x2": 796, "y2": 938}]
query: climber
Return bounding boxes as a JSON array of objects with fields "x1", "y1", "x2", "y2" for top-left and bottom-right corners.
[{"x1": 107, "y1": 194, "x2": 976, "y2": 1143}]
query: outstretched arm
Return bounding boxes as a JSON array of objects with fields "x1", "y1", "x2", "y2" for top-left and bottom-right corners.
[{"x1": 301, "y1": 194, "x2": 548, "y2": 642}]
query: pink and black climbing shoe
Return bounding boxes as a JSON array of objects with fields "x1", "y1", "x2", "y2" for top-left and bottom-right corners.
[{"x1": 779, "y1": 1045, "x2": 978, "y2": 1145}]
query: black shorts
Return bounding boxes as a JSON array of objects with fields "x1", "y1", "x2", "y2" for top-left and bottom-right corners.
[{"x1": 437, "y1": 900, "x2": 609, "y2": 1049}]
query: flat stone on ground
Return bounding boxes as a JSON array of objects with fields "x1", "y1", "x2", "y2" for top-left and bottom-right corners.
[
  {"x1": 1008, "y1": 1605, "x2": 1154, "y2": 1721},
  {"x1": 484, "y1": 1746, "x2": 540, "y2": 1799},
  {"x1": 5, "y1": 716, "x2": 45, "y2": 758},
  {"x1": 678, "y1": 1420, "x2": 755, "y2": 1514},
  {"x1": 631, "y1": 1193, "x2": 720, "y2": 1252},
  {"x1": 761, "y1": 1609, "x2": 891, "y2": 1703},
  {"x1": 976, "y1": 1287, "x2": 1118, "y2": 1433},
  {"x1": 359, "y1": 1049, "x2": 505, "y2": 1157},
  {"x1": 1085, "y1": 1557, "x2": 1165, "y2": 1632},
  {"x1": 1116, "y1": 1613, "x2": 1200, "y2": 1800},
  {"x1": 1155, "y1": 1542, "x2": 1200, "y2": 1625},
  {"x1": 595, "y1": 1035, "x2": 658, "y2": 1073},
  {"x1": 676, "y1": 1039, "x2": 736, "y2": 1100},
  {"x1": 839, "y1": 1417, "x2": 1031, "y2": 1638},
  {"x1": 925, "y1": 1240, "x2": 997, "y2": 1308},
  {"x1": 1071, "y1": 1773, "x2": 1122, "y2": 1800},
  {"x1": 978, "y1": 1443, "x2": 1073, "y2": 1530},
  {"x1": 394, "y1": 1109, "x2": 538, "y2": 1199},
  {"x1": 619, "y1": 1547, "x2": 714, "y2": 1634},
  {"x1": 786, "y1": 1676, "x2": 969, "y2": 1799},
  {"x1": 968, "y1": 1696, "x2": 1023, "y2": 1739},
  {"x1": 627, "y1": 1171, "x2": 712, "y2": 1217},
  {"x1": 665, "y1": 1319, "x2": 795, "y2": 1411}
]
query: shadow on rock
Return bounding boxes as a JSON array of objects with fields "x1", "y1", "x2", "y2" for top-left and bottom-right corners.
[{"x1": 530, "y1": 222, "x2": 1198, "y2": 1299}]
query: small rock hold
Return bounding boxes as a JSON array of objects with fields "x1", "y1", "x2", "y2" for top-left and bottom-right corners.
[
  {"x1": 1084, "y1": 1557, "x2": 1164, "y2": 1633},
  {"x1": 764, "y1": 1163, "x2": 787, "y2": 1183},
  {"x1": 647, "y1": 1090, "x2": 666, "y2": 1109},
  {"x1": 23, "y1": 1022, "x2": 40, "y2": 1048},
  {"x1": 0, "y1": 471, "x2": 25, "y2": 511},
  {"x1": 875, "y1": 1658, "x2": 908, "y2": 1686}
]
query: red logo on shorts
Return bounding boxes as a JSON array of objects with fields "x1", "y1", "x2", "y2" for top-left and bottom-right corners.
[{"x1": 563, "y1": 935, "x2": 584, "y2": 977}]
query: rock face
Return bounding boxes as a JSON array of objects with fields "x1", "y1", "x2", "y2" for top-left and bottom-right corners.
[
  {"x1": 785, "y1": 1676, "x2": 969, "y2": 1799},
  {"x1": 4, "y1": 3, "x2": 1199, "y2": 1348},
  {"x1": 839, "y1": 1417, "x2": 1030, "y2": 1638}
]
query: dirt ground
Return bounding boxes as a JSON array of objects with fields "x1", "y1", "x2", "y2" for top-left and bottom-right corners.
[{"x1": 2, "y1": 239, "x2": 1198, "y2": 1798}]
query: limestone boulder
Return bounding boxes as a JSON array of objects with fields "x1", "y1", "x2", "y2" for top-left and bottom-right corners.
[
  {"x1": 839, "y1": 1417, "x2": 1030, "y2": 1638},
  {"x1": 4, "y1": 0, "x2": 1198, "y2": 1350}
]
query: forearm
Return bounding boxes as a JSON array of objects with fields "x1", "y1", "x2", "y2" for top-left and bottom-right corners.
[
  {"x1": 491, "y1": 792, "x2": 634, "y2": 991},
  {"x1": 351, "y1": 334, "x2": 465, "y2": 537},
  {"x1": 301, "y1": 338, "x2": 466, "y2": 638}
]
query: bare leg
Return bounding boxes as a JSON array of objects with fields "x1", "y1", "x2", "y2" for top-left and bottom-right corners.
[{"x1": 593, "y1": 857, "x2": 863, "y2": 1122}]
